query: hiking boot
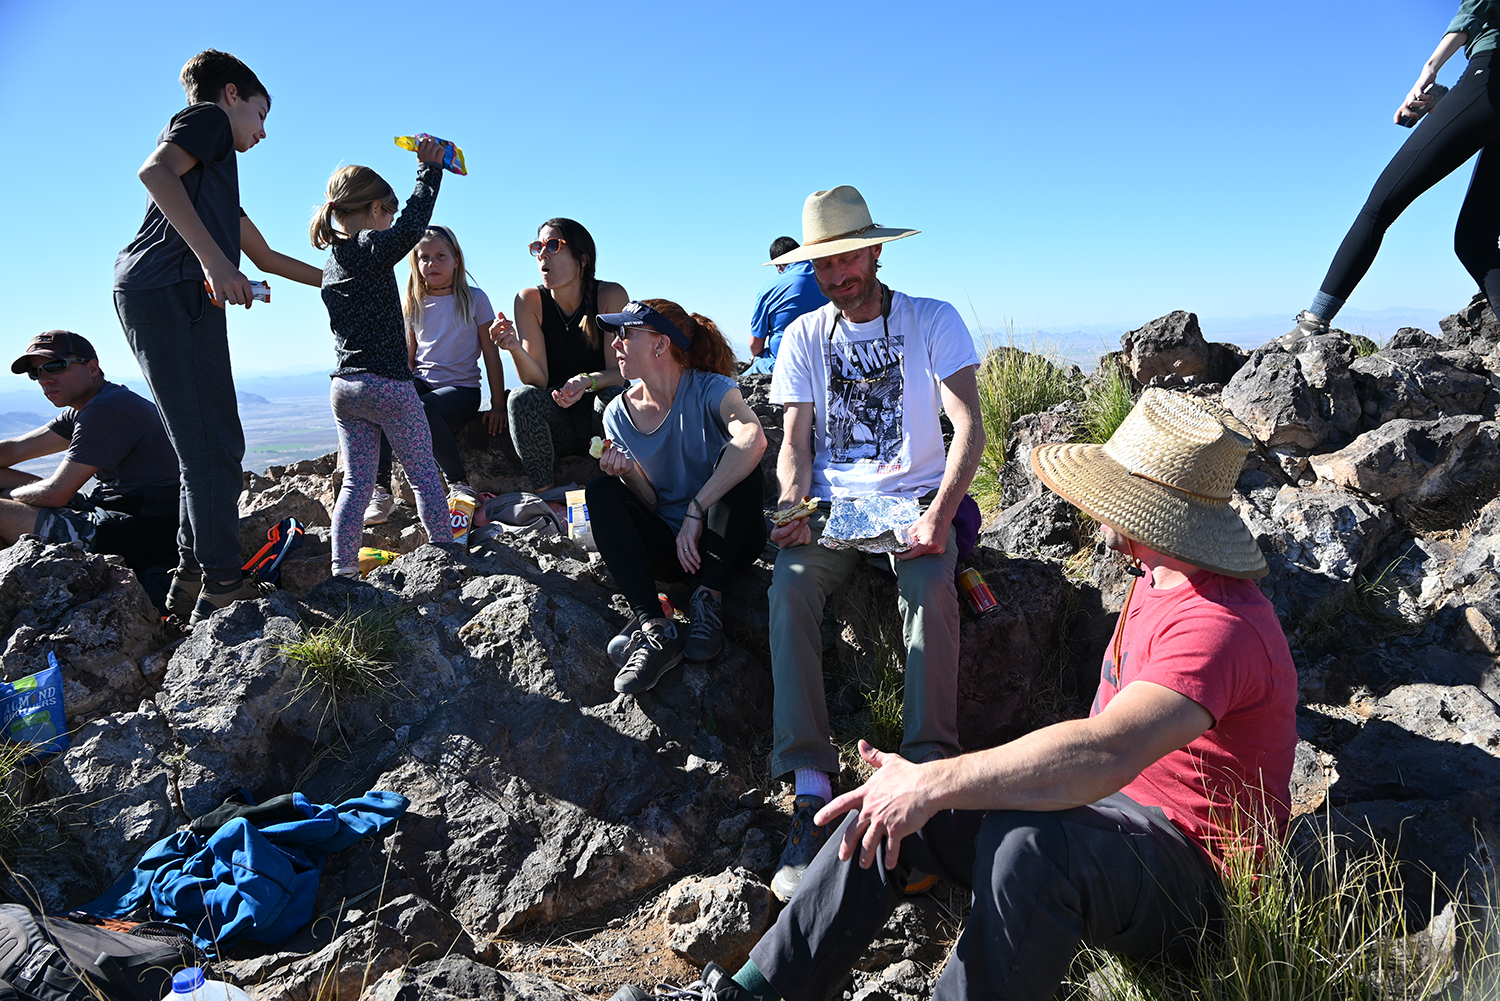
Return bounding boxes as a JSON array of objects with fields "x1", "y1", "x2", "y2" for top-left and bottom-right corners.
[
  {"x1": 608, "y1": 613, "x2": 649, "y2": 669},
  {"x1": 771, "y1": 794, "x2": 830, "y2": 901},
  {"x1": 613, "y1": 622, "x2": 684, "y2": 694},
  {"x1": 364, "y1": 486, "x2": 395, "y2": 525},
  {"x1": 610, "y1": 962, "x2": 747, "y2": 1001},
  {"x1": 684, "y1": 588, "x2": 724, "y2": 662},
  {"x1": 165, "y1": 568, "x2": 203, "y2": 620},
  {"x1": 189, "y1": 577, "x2": 277, "y2": 626},
  {"x1": 1287, "y1": 310, "x2": 1329, "y2": 339}
]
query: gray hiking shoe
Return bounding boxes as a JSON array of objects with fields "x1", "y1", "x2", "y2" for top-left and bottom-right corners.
[
  {"x1": 1288, "y1": 310, "x2": 1329, "y2": 338},
  {"x1": 610, "y1": 962, "x2": 748, "y2": 1001},
  {"x1": 771, "y1": 794, "x2": 830, "y2": 901},
  {"x1": 364, "y1": 485, "x2": 395, "y2": 525},
  {"x1": 684, "y1": 588, "x2": 724, "y2": 662},
  {"x1": 165, "y1": 568, "x2": 203, "y2": 620},
  {"x1": 608, "y1": 613, "x2": 649, "y2": 668},
  {"x1": 189, "y1": 577, "x2": 277, "y2": 626},
  {"x1": 613, "y1": 622, "x2": 684, "y2": 694}
]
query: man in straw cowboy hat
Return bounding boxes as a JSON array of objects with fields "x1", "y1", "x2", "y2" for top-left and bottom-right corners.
[
  {"x1": 613, "y1": 389, "x2": 1297, "y2": 1001},
  {"x1": 757, "y1": 185, "x2": 985, "y2": 902}
]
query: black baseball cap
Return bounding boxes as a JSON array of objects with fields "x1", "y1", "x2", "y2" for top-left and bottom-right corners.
[{"x1": 11, "y1": 330, "x2": 98, "y2": 374}]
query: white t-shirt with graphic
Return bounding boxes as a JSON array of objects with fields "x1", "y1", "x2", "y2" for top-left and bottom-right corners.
[
  {"x1": 769, "y1": 291, "x2": 979, "y2": 499},
  {"x1": 411, "y1": 286, "x2": 497, "y2": 389}
]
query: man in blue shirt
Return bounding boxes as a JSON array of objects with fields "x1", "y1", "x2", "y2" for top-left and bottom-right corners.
[{"x1": 746, "y1": 237, "x2": 828, "y2": 375}]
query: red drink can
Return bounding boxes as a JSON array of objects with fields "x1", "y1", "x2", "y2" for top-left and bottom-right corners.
[{"x1": 958, "y1": 568, "x2": 997, "y2": 616}]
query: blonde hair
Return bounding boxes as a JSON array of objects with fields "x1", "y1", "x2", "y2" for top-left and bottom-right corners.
[
  {"x1": 309, "y1": 165, "x2": 397, "y2": 250},
  {"x1": 404, "y1": 226, "x2": 476, "y2": 330}
]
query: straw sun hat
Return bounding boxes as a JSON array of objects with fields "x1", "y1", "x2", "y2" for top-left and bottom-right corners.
[
  {"x1": 768, "y1": 185, "x2": 919, "y2": 266},
  {"x1": 1030, "y1": 389, "x2": 1268, "y2": 578}
]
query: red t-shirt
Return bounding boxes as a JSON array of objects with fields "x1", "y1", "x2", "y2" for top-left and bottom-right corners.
[{"x1": 1091, "y1": 571, "x2": 1298, "y2": 866}]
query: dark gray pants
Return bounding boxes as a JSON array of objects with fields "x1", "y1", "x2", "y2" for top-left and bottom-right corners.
[
  {"x1": 115, "y1": 281, "x2": 245, "y2": 579},
  {"x1": 750, "y1": 794, "x2": 1223, "y2": 1001}
]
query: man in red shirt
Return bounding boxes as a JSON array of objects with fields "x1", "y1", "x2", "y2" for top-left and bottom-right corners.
[{"x1": 613, "y1": 389, "x2": 1298, "y2": 1001}]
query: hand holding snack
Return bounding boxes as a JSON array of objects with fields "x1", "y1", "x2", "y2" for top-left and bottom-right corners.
[
  {"x1": 395, "y1": 133, "x2": 468, "y2": 175},
  {"x1": 769, "y1": 495, "x2": 818, "y2": 548},
  {"x1": 589, "y1": 436, "x2": 610, "y2": 459},
  {"x1": 598, "y1": 441, "x2": 635, "y2": 477},
  {"x1": 490, "y1": 311, "x2": 520, "y2": 351}
]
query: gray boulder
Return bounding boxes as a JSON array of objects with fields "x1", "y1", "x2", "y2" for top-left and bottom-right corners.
[
  {"x1": 1121, "y1": 310, "x2": 1211, "y2": 388},
  {"x1": 660, "y1": 867, "x2": 774, "y2": 968},
  {"x1": 1308, "y1": 417, "x2": 1500, "y2": 511},
  {"x1": 0, "y1": 537, "x2": 165, "y2": 724},
  {"x1": 1222, "y1": 332, "x2": 1362, "y2": 452},
  {"x1": 1349, "y1": 348, "x2": 1492, "y2": 427},
  {"x1": 1439, "y1": 295, "x2": 1500, "y2": 372}
]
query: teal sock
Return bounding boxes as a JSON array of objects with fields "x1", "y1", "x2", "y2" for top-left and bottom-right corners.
[{"x1": 733, "y1": 959, "x2": 778, "y2": 1001}]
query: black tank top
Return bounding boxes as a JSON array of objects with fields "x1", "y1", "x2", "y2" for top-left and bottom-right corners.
[{"x1": 537, "y1": 283, "x2": 607, "y2": 391}]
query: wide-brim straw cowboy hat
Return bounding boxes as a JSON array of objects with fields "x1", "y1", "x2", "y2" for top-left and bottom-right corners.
[
  {"x1": 768, "y1": 185, "x2": 919, "y2": 265},
  {"x1": 1030, "y1": 389, "x2": 1268, "y2": 578}
]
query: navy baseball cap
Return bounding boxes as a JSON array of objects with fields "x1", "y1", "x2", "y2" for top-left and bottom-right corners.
[
  {"x1": 595, "y1": 301, "x2": 691, "y2": 350},
  {"x1": 12, "y1": 330, "x2": 98, "y2": 374}
]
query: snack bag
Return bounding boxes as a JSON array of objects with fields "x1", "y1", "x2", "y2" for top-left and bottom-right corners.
[
  {"x1": 565, "y1": 489, "x2": 596, "y2": 551},
  {"x1": 358, "y1": 547, "x2": 398, "y2": 577},
  {"x1": 394, "y1": 134, "x2": 468, "y2": 175},
  {"x1": 0, "y1": 653, "x2": 68, "y2": 761}
]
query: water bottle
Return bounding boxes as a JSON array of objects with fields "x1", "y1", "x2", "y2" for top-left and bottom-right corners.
[{"x1": 166, "y1": 968, "x2": 252, "y2": 1001}]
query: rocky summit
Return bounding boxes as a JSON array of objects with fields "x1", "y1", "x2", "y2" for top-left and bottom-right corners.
[{"x1": 6, "y1": 300, "x2": 1500, "y2": 999}]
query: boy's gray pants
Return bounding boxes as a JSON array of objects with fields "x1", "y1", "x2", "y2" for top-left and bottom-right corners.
[
  {"x1": 768, "y1": 509, "x2": 961, "y2": 777},
  {"x1": 115, "y1": 280, "x2": 246, "y2": 580},
  {"x1": 750, "y1": 794, "x2": 1224, "y2": 1000}
]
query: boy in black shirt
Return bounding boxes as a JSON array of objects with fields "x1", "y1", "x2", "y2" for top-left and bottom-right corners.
[{"x1": 113, "y1": 49, "x2": 322, "y2": 625}]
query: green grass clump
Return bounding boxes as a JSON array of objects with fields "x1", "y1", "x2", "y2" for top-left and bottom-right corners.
[
  {"x1": 972, "y1": 332, "x2": 1081, "y2": 511},
  {"x1": 280, "y1": 605, "x2": 405, "y2": 733},
  {"x1": 1067, "y1": 821, "x2": 1490, "y2": 1000},
  {"x1": 1081, "y1": 355, "x2": 1136, "y2": 445}
]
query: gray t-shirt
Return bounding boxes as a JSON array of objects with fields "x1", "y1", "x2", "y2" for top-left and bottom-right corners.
[
  {"x1": 114, "y1": 103, "x2": 242, "y2": 291},
  {"x1": 47, "y1": 382, "x2": 180, "y2": 517},
  {"x1": 603, "y1": 369, "x2": 736, "y2": 531}
]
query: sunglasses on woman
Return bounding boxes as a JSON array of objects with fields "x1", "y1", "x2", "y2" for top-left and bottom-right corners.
[
  {"x1": 27, "y1": 357, "x2": 87, "y2": 380},
  {"x1": 528, "y1": 238, "x2": 568, "y2": 257}
]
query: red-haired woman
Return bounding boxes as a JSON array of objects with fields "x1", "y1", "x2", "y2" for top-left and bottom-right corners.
[{"x1": 588, "y1": 299, "x2": 767, "y2": 694}]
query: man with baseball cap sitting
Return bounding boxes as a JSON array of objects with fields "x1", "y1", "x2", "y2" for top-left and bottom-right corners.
[
  {"x1": 758, "y1": 185, "x2": 986, "y2": 902},
  {"x1": 0, "y1": 331, "x2": 180, "y2": 608},
  {"x1": 613, "y1": 389, "x2": 1297, "y2": 1001}
]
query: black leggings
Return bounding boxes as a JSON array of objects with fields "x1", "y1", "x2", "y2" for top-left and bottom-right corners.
[
  {"x1": 586, "y1": 460, "x2": 766, "y2": 620},
  {"x1": 376, "y1": 380, "x2": 479, "y2": 488},
  {"x1": 1322, "y1": 52, "x2": 1500, "y2": 307}
]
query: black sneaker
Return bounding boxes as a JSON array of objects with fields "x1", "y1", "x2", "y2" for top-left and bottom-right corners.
[
  {"x1": 684, "y1": 588, "x2": 724, "y2": 662},
  {"x1": 608, "y1": 613, "x2": 649, "y2": 668},
  {"x1": 189, "y1": 577, "x2": 276, "y2": 626},
  {"x1": 771, "y1": 794, "x2": 830, "y2": 901},
  {"x1": 613, "y1": 622, "x2": 684, "y2": 694},
  {"x1": 610, "y1": 962, "x2": 748, "y2": 1001},
  {"x1": 165, "y1": 568, "x2": 203, "y2": 620}
]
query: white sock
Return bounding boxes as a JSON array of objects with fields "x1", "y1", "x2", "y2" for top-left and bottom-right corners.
[{"x1": 794, "y1": 767, "x2": 832, "y2": 802}]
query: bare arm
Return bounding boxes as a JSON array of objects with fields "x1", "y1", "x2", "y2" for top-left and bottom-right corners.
[
  {"x1": 240, "y1": 215, "x2": 323, "y2": 286},
  {"x1": 675, "y1": 390, "x2": 768, "y2": 573},
  {"x1": 502, "y1": 288, "x2": 551, "y2": 389},
  {"x1": 138, "y1": 142, "x2": 251, "y2": 306},
  {"x1": 1398, "y1": 31, "x2": 1468, "y2": 121},
  {"x1": 896, "y1": 364, "x2": 984, "y2": 560},
  {"x1": 11, "y1": 458, "x2": 99, "y2": 508},
  {"x1": 0, "y1": 427, "x2": 70, "y2": 469},
  {"x1": 479, "y1": 320, "x2": 507, "y2": 435},
  {"x1": 552, "y1": 281, "x2": 632, "y2": 407},
  {"x1": 749, "y1": 335, "x2": 767, "y2": 356},
  {"x1": 821, "y1": 681, "x2": 1214, "y2": 869},
  {"x1": 770, "y1": 400, "x2": 816, "y2": 548}
]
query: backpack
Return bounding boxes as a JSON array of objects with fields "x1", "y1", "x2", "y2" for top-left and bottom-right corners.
[
  {"x1": 477, "y1": 493, "x2": 565, "y2": 539},
  {"x1": 0, "y1": 905, "x2": 203, "y2": 1001},
  {"x1": 242, "y1": 518, "x2": 305, "y2": 585}
]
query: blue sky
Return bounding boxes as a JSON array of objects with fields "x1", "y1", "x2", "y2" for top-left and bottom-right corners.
[{"x1": 0, "y1": 0, "x2": 1477, "y2": 395}]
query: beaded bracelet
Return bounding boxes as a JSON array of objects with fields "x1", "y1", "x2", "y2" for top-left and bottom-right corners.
[{"x1": 588, "y1": 373, "x2": 597, "y2": 392}]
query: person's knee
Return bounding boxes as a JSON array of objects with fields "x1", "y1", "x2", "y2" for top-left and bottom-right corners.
[
  {"x1": 976, "y1": 810, "x2": 1067, "y2": 877},
  {"x1": 508, "y1": 384, "x2": 547, "y2": 417}
]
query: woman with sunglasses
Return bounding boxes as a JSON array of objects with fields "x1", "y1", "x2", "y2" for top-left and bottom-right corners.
[
  {"x1": 587, "y1": 299, "x2": 767, "y2": 695},
  {"x1": 493, "y1": 218, "x2": 629, "y2": 493}
]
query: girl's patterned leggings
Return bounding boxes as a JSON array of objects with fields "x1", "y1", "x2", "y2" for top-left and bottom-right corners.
[{"x1": 331, "y1": 373, "x2": 452, "y2": 574}]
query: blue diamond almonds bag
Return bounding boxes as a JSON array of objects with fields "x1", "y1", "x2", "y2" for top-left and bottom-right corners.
[{"x1": 0, "y1": 652, "x2": 69, "y2": 761}]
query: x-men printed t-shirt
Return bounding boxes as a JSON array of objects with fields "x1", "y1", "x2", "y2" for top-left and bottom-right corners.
[
  {"x1": 769, "y1": 292, "x2": 979, "y2": 499},
  {"x1": 1091, "y1": 571, "x2": 1298, "y2": 866},
  {"x1": 411, "y1": 287, "x2": 497, "y2": 389}
]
